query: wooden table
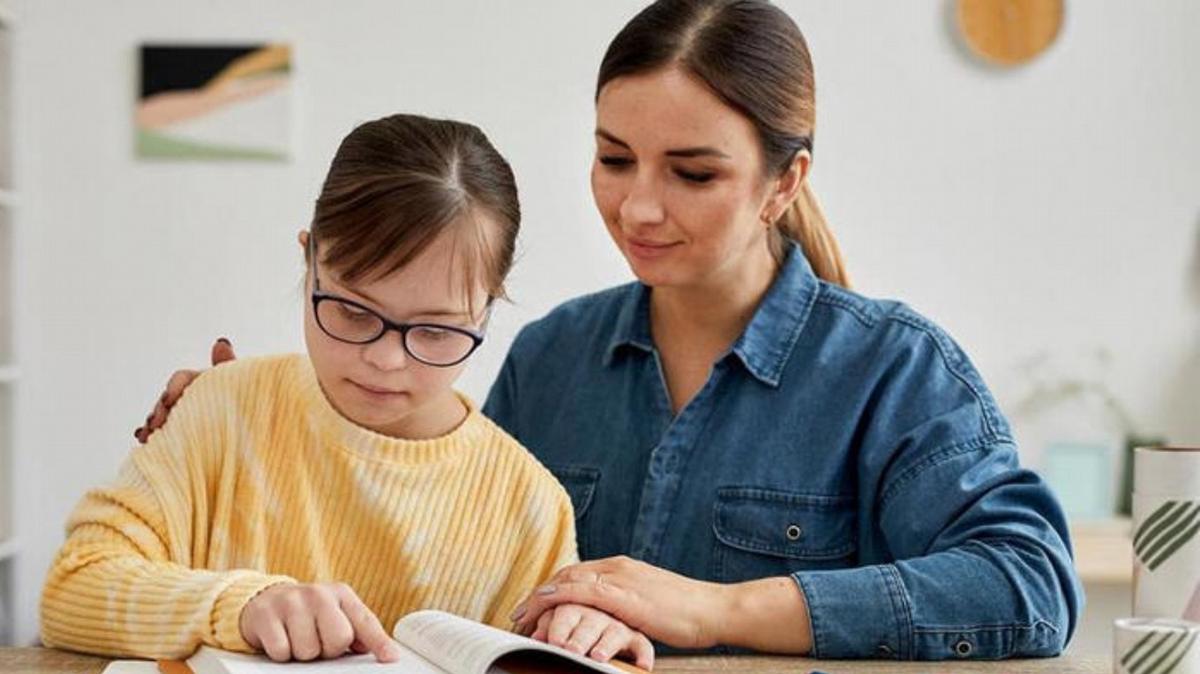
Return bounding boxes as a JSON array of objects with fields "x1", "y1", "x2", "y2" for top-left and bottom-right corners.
[{"x1": 0, "y1": 648, "x2": 1112, "y2": 673}]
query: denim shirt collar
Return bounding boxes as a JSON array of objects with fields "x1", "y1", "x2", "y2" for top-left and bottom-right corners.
[{"x1": 603, "y1": 242, "x2": 820, "y2": 388}]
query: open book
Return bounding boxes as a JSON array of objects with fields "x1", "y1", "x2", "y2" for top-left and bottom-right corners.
[{"x1": 155, "y1": 610, "x2": 648, "y2": 674}]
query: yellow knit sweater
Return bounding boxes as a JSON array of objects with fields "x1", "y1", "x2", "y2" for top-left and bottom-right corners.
[{"x1": 40, "y1": 354, "x2": 578, "y2": 659}]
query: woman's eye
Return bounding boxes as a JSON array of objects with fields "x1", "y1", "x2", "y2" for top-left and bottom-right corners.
[
  {"x1": 675, "y1": 169, "x2": 715, "y2": 184},
  {"x1": 598, "y1": 155, "x2": 633, "y2": 169}
]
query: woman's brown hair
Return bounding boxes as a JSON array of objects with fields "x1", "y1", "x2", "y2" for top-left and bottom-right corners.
[
  {"x1": 597, "y1": 0, "x2": 850, "y2": 287},
  {"x1": 308, "y1": 113, "x2": 520, "y2": 313}
]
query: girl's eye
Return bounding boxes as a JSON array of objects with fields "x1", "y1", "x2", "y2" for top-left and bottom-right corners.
[
  {"x1": 675, "y1": 169, "x2": 715, "y2": 184},
  {"x1": 414, "y1": 327, "x2": 452, "y2": 341},
  {"x1": 337, "y1": 303, "x2": 374, "y2": 322},
  {"x1": 598, "y1": 155, "x2": 633, "y2": 169}
]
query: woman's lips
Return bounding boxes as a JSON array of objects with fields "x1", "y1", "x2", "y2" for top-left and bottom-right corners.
[{"x1": 627, "y1": 237, "x2": 682, "y2": 260}]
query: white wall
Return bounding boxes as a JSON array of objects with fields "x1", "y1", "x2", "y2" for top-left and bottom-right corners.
[{"x1": 9, "y1": 0, "x2": 1200, "y2": 650}]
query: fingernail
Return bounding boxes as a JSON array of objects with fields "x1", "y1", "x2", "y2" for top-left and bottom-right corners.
[
  {"x1": 536, "y1": 584, "x2": 556, "y2": 596},
  {"x1": 593, "y1": 649, "x2": 610, "y2": 660},
  {"x1": 510, "y1": 606, "x2": 526, "y2": 622},
  {"x1": 381, "y1": 642, "x2": 402, "y2": 661},
  {"x1": 217, "y1": 337, "x2": 231, "y2": 345}
]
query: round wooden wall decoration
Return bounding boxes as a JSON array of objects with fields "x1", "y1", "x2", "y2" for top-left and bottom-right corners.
[{"x1": 957, "y1": 0, "x2": 1064, "y2": 66}]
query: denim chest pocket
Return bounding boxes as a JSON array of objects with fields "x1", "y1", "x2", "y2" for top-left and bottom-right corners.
[
  {"x1": 712, "y1": 487, "x2": 857, "y2": 583},
  {"x1": 546, "y1": 465, "x2": 600, "y2": 557}
]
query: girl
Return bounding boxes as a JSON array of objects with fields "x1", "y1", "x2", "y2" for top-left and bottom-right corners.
[{"x1": 43, "y1": 114, "x2": 653, "y2": 669}]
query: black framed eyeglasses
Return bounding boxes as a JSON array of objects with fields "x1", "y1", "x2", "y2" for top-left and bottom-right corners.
[{"x1": 308, "y1": 235, "x2": 488, "y2": 367}]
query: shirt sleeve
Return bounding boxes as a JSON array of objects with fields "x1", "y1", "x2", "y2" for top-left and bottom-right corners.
[
  {"x1": 40, "y1": 375, "x2": 295, "y2": 659},
  {"x1": 796, "y1": 437, "x2": 1081, "y2": 659},
  {"x1": 796, "y1": 318, "x2": 1082, "y2": 660}
]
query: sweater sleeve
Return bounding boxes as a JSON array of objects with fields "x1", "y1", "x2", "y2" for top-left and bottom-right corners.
[
  {"x1": 482, "y1": 484, "x2": 579, "y2": 630},
  {"x1": 40, "y1": 372, "x2": 296, "y2": 659}
]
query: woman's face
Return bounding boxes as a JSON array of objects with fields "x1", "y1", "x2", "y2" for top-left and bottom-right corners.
[
  {"x1": 591, "y1": 66, "x2": 783, "y2": 290},
  {"x1": 301, "y1": 226, "x2": 489, "y2": 438}
]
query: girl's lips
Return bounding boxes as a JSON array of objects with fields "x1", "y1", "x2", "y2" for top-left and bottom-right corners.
[{"x1": 349, "y1": 379, "x2": 405, "y2": 397}]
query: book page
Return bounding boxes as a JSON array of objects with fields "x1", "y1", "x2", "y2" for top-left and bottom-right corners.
[
  {"x1": 185, "y1": 644, "x2": 445, "y2": 674},
  {"x1": 392, "y1": 610, "x2": 630, "y2": 674},
  {"x1": 100, "y1": 662, "x2": 160, "y2": 674}
]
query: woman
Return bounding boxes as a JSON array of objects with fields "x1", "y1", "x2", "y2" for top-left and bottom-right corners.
[{"x1": 137, "y1": 0, "x2": 1082, "y2": 661}]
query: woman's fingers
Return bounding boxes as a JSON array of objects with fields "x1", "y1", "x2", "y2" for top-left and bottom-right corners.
[
  {"x1": 162, "y1": 369, "x2": 201, "y2": 409},
  {"x1": 136, "y1": 335, "x2": 235, "y2": 443},
  {"x1": 147, "y1": 399, "x2": 169, "y2": 434},
  {"x1": 212, "y1": 337, "x2": 236, "y2": 366},
  {"x1": 530, "y1": 609, "x2": 554, "y2": 642},
  {"x1": 517, "y1": 580, "x2": 632, "y2": 635},
  {"x1": 135, "y1": 368, "x2": 200, "y2": 443}
]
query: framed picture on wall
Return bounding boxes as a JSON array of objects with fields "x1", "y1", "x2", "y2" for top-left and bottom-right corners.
[{"x1": 135, "y1": 43, "x2": 292, "y2": 161}]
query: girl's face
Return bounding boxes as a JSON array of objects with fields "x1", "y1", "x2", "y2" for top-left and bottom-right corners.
[
  {"x1": 591, "y1": 67, "x2": 796, "y2": 291},
  {"x1": 301, "y1": 226, "x2": 490, "y2": 439}
]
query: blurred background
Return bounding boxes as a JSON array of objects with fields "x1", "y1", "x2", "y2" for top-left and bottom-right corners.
[{"x1": 0, "y1": 0, "x2": 1197, "y2": 657}]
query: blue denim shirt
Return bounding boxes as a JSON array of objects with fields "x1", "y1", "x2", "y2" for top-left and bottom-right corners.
[{"x1": 483, "y1": 243, "x2": 1083, "y2": 660}]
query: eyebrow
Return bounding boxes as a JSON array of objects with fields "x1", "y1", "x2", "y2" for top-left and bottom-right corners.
[
  {"x1": 327, "y1": 275, "x2": 472, "y2": 320},
  {"x1": 595, "y1": 128, "x2": 731, "y2": 160}
]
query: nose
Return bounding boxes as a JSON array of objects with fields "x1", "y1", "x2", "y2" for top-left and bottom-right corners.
[
  {"x1": 361, "y1": 329, "x2": 410, "y2": 371},
  {"x1": 618, "y1": 169, "x2": 666, "y2": 230}
]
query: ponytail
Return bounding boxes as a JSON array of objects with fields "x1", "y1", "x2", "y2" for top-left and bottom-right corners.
[{"x1": 773, "y1": 181, "x2": 850, "y2": 288}]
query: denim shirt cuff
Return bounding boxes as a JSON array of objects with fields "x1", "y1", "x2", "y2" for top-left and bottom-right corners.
[{"x1": 794, "y1": 563, "x2": 913, "y2": 659}]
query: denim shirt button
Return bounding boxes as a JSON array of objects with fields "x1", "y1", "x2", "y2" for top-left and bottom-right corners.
[
  {"x1": 954, "y1": 639, "x2": 973, "y2": 658},
  {"x1": 785, "y1": 524, "x2": 803, "y2": 541}
]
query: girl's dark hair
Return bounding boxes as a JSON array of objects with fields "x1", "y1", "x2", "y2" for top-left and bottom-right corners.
[
  {"x1": 598, "y1": 0, "x2": 849, "y2": 287},
  {"x1": 308, "y1": 113, "x2": 520, "y2": 310}
]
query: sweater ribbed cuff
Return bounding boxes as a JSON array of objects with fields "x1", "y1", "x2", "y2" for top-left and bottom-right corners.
[{"x1": 212, "y1": 572, "x2": 297, "y2": 652}]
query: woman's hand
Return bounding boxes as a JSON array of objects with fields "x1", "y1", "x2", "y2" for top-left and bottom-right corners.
[
  {"x1": 133, "y1": 338, "x2": 236, "y2": 443},
  {"x1": 528, "y1": 603, "x2": 654, "y2": 670},
  {"x1": 511, "y1": 557, "x2": 812, "y2": 654},
  {"x1": 240, "y1": 582, "x2": 402, "y2": 663},
  {"x1": 512, "y1": 556, "x2": 732, "y2": 650}
]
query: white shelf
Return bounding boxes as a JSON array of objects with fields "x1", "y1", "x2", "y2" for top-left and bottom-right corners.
[
  {"x1": 1070, "y1": 516, "x2": 1133, "y2": 585},
  {"x1": 0, "y1": 366, "x2": 17, "y2": 383},
  {"x1": 0, "y1": 539, "x2": 16, "y2": 562}
]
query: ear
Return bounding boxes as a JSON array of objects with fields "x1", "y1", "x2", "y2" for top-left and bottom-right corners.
[
  {"x1": 298, "y1": 229, "x2": 310, "y2": 250},
  {"x1": 760, "y1": 151, "x2": 811, "y2": 224}
]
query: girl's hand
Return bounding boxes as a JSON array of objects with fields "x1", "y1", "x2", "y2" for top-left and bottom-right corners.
[
  {"x1": 240, "y1": 582, "x2": 402, "y2": 663},
  {"x1": 528, "y1": 603, "x2": 654, "y2": 671},
  {"x1": 134, "y1": 337, "x2": 236, "y2": 443}
]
